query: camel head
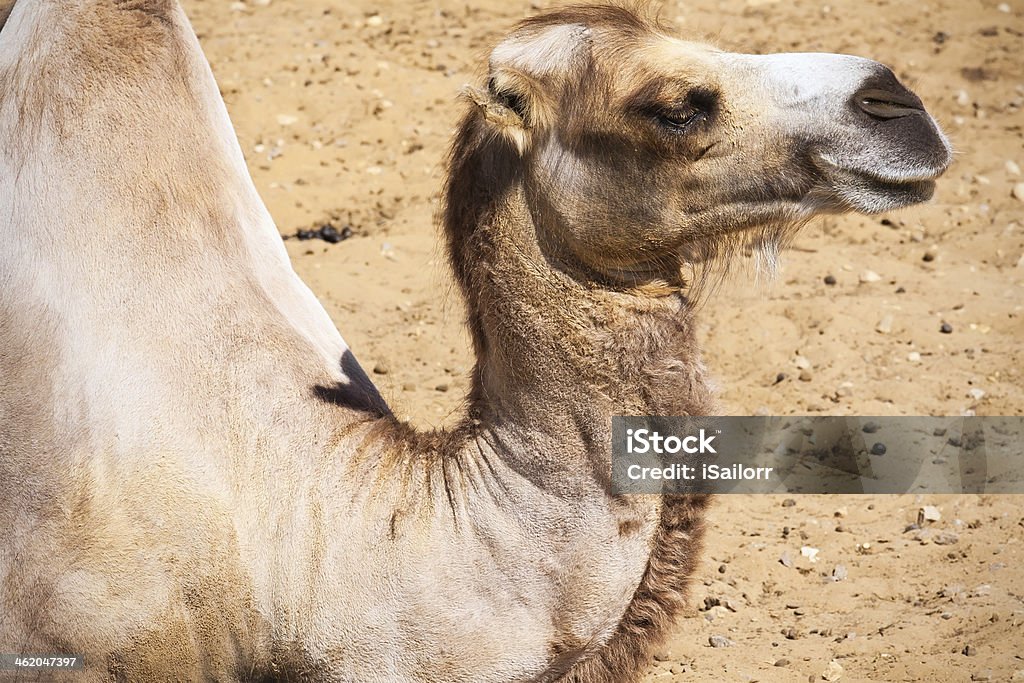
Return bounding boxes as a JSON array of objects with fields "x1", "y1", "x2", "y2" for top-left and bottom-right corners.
[{"x1": 462, "y1": 5, "x2": 952, "y2": 282}]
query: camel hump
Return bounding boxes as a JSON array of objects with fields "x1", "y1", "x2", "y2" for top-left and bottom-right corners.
[{"x1": 1, "y1": 1, "x2": 195, "y2": 155}]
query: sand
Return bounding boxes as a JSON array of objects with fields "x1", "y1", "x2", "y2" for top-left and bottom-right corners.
[{"x1": 183, "y1": 0, "x2": 1024, "y2": 679}]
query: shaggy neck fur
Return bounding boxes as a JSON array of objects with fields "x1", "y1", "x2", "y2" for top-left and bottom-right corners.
[{"x1": 442, "y1": 109, "x2": 713, "y2": 681}]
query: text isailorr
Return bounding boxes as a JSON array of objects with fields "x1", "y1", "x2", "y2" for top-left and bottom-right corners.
[{"x1": 626, "y1": 462, "x2": 775, "y2": 481}]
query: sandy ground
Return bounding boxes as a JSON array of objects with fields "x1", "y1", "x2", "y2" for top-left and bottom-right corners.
[{"x1": 183, "y1": 0, "x2": 1023, "y2": 680}]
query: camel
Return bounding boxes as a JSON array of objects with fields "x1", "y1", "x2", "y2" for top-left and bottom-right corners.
[{"x1": 0, "y1": 1, "x2": 951, "y2": 681}]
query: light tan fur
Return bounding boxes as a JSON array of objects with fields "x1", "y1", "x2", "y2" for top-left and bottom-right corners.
[{"x1": 0, "y1": 2, "x2": 950, "y2": 682}]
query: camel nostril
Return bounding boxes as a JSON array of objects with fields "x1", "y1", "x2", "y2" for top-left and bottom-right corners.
[{"x1": 855, "y1": 87, "x2": 924, "y2": 120}]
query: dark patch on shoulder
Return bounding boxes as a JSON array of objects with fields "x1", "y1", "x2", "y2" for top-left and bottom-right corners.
[
  {"x1": 617, "y1": 518, "x2": 640, "y2": 537},
  {"x1": 312, "y1": 350, "x2": 391, "y2": 417}
]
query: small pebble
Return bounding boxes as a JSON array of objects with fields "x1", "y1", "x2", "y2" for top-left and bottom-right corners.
[
  {"x1": 922, "y1": 252, "x2": 935, "y2": 262},
  {"x1": 920, "y1": 505, "x2": 942, "y2": 522},
  {"x1": 824, "y1": 274, "x2": 837, "y2": 285},
  {"x1": 859, "y1": 269, "x2": 882, "y2": 283},
  {"x1": 435, "y1": 383, "x2": 449, "y2": 392},
  {"x1": 372, "y1": 362, "x2": 389, "y2": 375},
  {"x1": 708, "y1": 635, "x2": 732, "y2": 648},
  {"x1": 782, "y1": 626, "x2": 799, "y2": 640},
  {"x1": 780, "y1": 551, "x2": 794, "y2": 568},
  {"x1": 935, "y1": 531, "x2": 960, "y2": 546},
  {"x1": 908, "y1": 351, "x2": 922, "y2": 362},
  {"x1": 963, "y1": 644, "x2": 977, "y2": 656},
  {"x1": 875, "y1": 315, "x2": 894, "y2": 334},
  {"x1": 798, "y1": 369, "x2": 813, "y2": 382},
  {"x1": 774, "y1": 659, "x2": 791, "y2": 667},
  {"x1": 870, "y1": 442, "x2": 887, "y2": 456},
  {"x1": 934, "y1": 427, "x2": 947, "y2": 437},
  {"x1": 822, "y1": 660, "x2": 844, "y2": 682},
  {"x1": 862, "y1": 421, "x2": 881, "y2": 434},
  {"x1": 1007, "y1": 160, "x2": 1021, "y2": 176},
  {"x1": 652, "y1": 650, "x2": 671, "y2": 662},
  {"x1": 1012, "y1": 183, "x2": 1024, "y2": 201},
  {"x1": 832, "y1": 564, "x2": 848, "y2": 581},
  {"x1": 718, "y1": 564, "x2": 727, "y2": 574},
  {"x1": 782, "y1": 498, "x2": 797, "y2": 508},
  {"x1": 940, "y1": 322, "x2": 954, "y2": 334}
]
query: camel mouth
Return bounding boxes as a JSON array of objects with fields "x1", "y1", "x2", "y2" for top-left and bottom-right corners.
[{"x1": 813, "y1": 156, "x2": 945, "y2": 214}]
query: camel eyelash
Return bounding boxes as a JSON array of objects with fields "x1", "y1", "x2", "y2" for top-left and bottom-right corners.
[{"x1": 655, "y1": 107, "x2": 703, "y2": 131}]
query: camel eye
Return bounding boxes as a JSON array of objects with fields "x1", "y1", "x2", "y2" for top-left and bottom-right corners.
[{"x1": 656, "y1": 107, "x2": 701, "y2": 131}]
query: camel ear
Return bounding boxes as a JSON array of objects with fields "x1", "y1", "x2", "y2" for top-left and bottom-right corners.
[
  {"x1": 463, "y1": 67, "x2": 549, "y2": 154},
  {"x1": 468, "y1": 22, "x2": 591, "y2": 153}
]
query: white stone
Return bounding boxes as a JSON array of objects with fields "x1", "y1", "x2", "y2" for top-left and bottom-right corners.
[
  {"x1": 800, "y1": 546, "x2": 820, "y2": 563},
  {"x1": 859, "y1": 270, "x2": 882, "y2": 283}
]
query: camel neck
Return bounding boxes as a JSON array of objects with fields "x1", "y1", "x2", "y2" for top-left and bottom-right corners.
[
  {"x1": 446, "y1": 194, "x2": 714, "y2": 489},
  {"x1": 441, "y1": 114, "x2": 714, "y2": 487}
]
